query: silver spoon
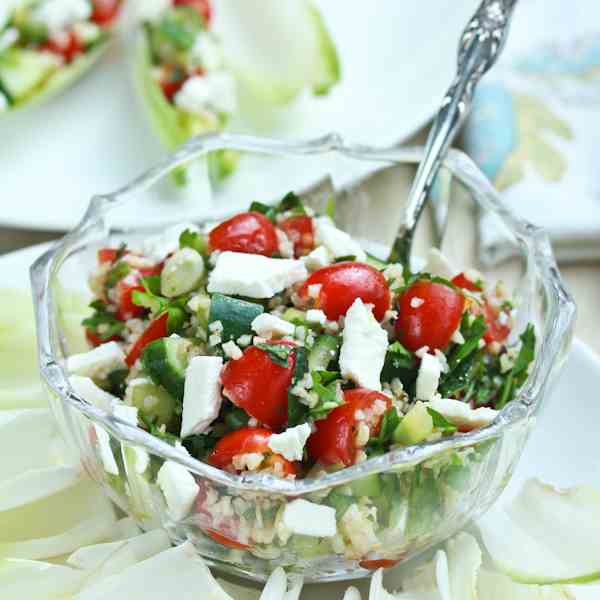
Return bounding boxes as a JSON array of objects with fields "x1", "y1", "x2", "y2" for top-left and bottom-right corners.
[{"x1": 388, "y1": 0, "x2": 518, "y2": 265}]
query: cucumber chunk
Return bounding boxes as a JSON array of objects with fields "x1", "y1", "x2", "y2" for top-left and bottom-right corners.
[
  {"x1": 140, "y1": 336, "x2": 189, "y2": 402},
  {"x1": 350, "y1": 473, "x2": 381, "y2": 497},
  {"x1": 208, "y1": 293, "x2": 263, "y2": 343},
  {"x1": 0, "y1": 49, "x2": 59, "y2": 101},
  {"x1": 161, "y1": 248, "x2": 205, "y2": 297},
  {"x1": 127, "y1": 379, "x2": 177, "y2": 428},
  {"x1": 308, "y1": 334, "x2": 340, "y2": 372},
  {"x1": 393, "y1": 401, "x2": 434, "y2": 445}
]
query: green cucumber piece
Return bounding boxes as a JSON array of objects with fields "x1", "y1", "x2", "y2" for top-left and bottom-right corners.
[
  {"x1": 208, "y1": 293, "x2": 263, "y2": 343},
  {"x1": 0, "y1": 49, "x2": 59, "y2": 101},
  {"x1": 350, "y1": 473, "x2": 381, "y2": 498},
  {"x1": 128, "y1": 380, "x2": 177, "y2": 428},
  {"x1": 282, "y1": 307, "x2": 308, "y2": 326},
  {"x1": 308, "y1": 334, "x2": 340, "y2": 372},
  {"x1": 393, "y1": 402, "x2": 434, "y2": 446},
  {"x1": 289, "y1": 535, "x2": 331, "y2": 558},
  {"x1": 140, "y1": 336, "x2": 189, "y2": 402}
]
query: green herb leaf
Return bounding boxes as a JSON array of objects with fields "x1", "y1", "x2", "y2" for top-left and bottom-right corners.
[
  {"x1": 81, "y1": 300, "x2": 126, "y2": 342},
  {"x1": 325, "y1": 195, "x2": 335, "y2": 220},
  {"x1": 381, "y1": 341, "x2": 417, "y2": 388},
  {"x1": 427, "y1": 408, "x2": 457, "y2": 434},
  {"x1": 141, "y1": 275, "x2": 162, "y2": 296},
  {"x1": 256, "y1": 343, "x2": 293, "y2": 367},
  {"x1": 278, "y1": 191, "x2": 305, "y2": 215},
  {"x1": 179, "y1": 229, "x2": 207, "y2": 255},
  {"x1": 333, "y1": 255, "x2": 357, "y2": 263},
  {"x1": 105, "y1": 261, "x2": 131, "y2": 288},
  {"x1": 367, "y1": 407, "x2": 401, "y2": 453},
  {"x1": 309, "y1": 370, "x2": 344, "y2": 420},
  {"x1": 107, "y1": 369, "x2": 129, "y2": 397},
  {"x1": 288, "y1": 347, "x2": 309, "y2": 427}
]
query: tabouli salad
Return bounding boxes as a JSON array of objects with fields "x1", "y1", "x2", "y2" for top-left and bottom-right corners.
[
  {"x1": 0, "y1": 0, "x2": 121, "y2": 112},
  {"x1": 136, "y1": 0, "x2": 340, "y2": 184},
  {"x1": 68, "y1": 193, "x2": 535, "y2": 563}
]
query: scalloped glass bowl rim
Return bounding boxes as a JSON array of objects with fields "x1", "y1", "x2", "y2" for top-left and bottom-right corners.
[{"x1": 30, "y1": 132, "x2": 576, "y2": 496}]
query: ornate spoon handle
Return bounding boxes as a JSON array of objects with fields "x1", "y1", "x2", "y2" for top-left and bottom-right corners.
[{"x1": 389, "y1": 0, "x2": 518, "y2": 264}]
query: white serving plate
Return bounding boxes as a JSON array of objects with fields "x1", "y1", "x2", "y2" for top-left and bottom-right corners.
[
  {"x1": 0, "y1": 0, "x2": 478, "y2": 231},
  {"x1": 3, "y1": 242, "x2": 599, "y2": 597}
]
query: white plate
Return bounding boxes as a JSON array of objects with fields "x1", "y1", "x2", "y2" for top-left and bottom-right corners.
[
  {"x1": 0, "y1": 0, "x2": 478, "y2": 232},
  {"x1": 4, "y1": 242, "x2": 600, "y2": 597}
]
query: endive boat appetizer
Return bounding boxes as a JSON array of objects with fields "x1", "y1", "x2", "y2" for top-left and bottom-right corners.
[{"x1": 0, "y1": 0, "x2": 122, "y2": 112}]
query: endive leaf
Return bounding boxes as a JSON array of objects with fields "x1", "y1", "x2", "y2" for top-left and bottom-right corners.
[
  {"x1": 401, "y1": 550, "x2": 451, "y2": 600},
  {"x1": 478, "y1": 479, "x2": 600, "y2": 584},
  {"x1": 214, "y1": 0, "x2": 340, "y2": 104},
  {"x1": 477, "y1": 569, "x2": 574, "y2": 600},
  {"x1": 446, "y1": 533, "x2": 481, "y2": 600}
]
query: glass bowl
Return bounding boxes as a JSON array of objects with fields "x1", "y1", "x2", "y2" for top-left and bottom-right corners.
[{"x1": 30, "y1": 133, "x2": 575, "y2": 583}]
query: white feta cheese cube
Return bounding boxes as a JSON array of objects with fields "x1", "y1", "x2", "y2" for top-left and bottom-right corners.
[
  {"x1": 181, "y1": 356, "x2": 223, "y2": 438},
  {"x1": 306, "y1": 309, "x2": 327, "y2": 325},
  {"x1": 137, "y1": 0, "x2": 171, "y2": 21},
  {"x1": 282, "y1": 499, "x2": 337, "y2": 537},
  {"x1": 251, "y1": 313, "x2": 295, "y2": 338},
  {"x1": 161, "y1": 247, "x2": 205, "y2": 297},
  {"x1": 174, "y1": 73, "x2": 237, "y2": 115},
  {"x1": 132, "y1": 446, "x2": 150, "y2": 475},
  {"x1": 339, "y1": 298, "x2": 388, "y2": 391},
  {"x1": 112, "y1": 403, "x2": 138, "y2": 427},
  {"x1": 157, "y1": 460, "x2": 199, "y2": 521},
  {"x1": 313, "y1": 217, "x2": 366, "y2": 262},
  {"x1": 141, "y1": 223, "x2": 200, "y2": 261},
  {"x1": 429, "y1": 397, "x2": 498, "y2": 431},
  {"x1": 268, "y1": 423, "x2": 311, "y2": 461},
  {"x1": 69, "y1": 375, "x2": 119, "y2": 412},
  {"x1": 208, "y1": 252, "x2": 308, "y2": 299},
  {"x1": 72, "y1": 21, "x2": 100, "y2": 44},
  {"x1": 94, "y1": 425, "x2": 119, "y2": 476},
  {"x1": 67, "y1": 342, "x2": 125, "y2": 379},
  {"x1": 222, "y1": 340, "x2": 243, "y2": 360},
  {"x1": 415, "y1": 353, "x2": 442, "y2": 401},
  {"x1": 190, "y1": 32, "x2": 223, "y2": 71},
  {"x1": 424, "y1": 248, "x2": 456, "y2": 279},
  {"x1": 34, "y1": 0, "x2": 91, "y2": 35},
  {"x1": 302, "y1": 245, "x2": 331, "y2": 271}
]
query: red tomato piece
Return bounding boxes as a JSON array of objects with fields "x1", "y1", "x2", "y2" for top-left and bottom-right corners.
[
  {"x1": 279, "y1": 215, "x2": 315, "y2": 257},
  {"x1": 125, "y1": 312, "x2": 168, "y2": 367},
  {"x1": 90, "y1": 0, "x2": 121, "y2": 26},
  {"x1": 40, "y1": 32, "x2": 83, "y2": 63},
  {"x1": 395, "y1": 280, "x2": 465, "y2": 352},
  {"x1": 208, "y1": 212, "x2": 279, "y2": 257},
  {"x1": 98, "y1": 248, "x2": 118, "y2": 264},
  {"x1": 157, "y1": 65, "x2": 188, "y2": 102},
  {"x1": 207, "y1": 427, "x2": 296, "y2": 476},
  {"x1": 308, "y1": 389, "x2": 391, "y2": 467},
  {"x1": 85, "y1": 329, "x2": 121, "y2": 348},
  {"x1": 483, "y1": 302, "x2": 510, "y2": 344},
  {"x1": 452, "y1": 272, "x2": 482, "y2": 292},
  {"x1": 221, "y1": 343, "x2": 295, "y2": 431},
  {"x1": 174, "y1": 0, "x2": 212, "y2": 24},
  {"x1": 298, "y1": 262, "x2": 391, "y2": 322},
  {"x1": 359, "y1": 559, "x2": 400, "y2": 570},
  {"x1": 206, "y1": 529, "x2": 250, "y2": 550},
  {"x1": 114, "y1": 276, "x2": 146, "y2": 321}
]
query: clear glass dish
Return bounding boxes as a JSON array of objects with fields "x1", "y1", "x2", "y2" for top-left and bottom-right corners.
[{"x1": 30, "y1": 133, "x2": 576, "y2": 583}]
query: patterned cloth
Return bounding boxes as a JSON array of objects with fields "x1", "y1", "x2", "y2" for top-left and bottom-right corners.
[{"x1": 463, "y1": 0, "x2": 600, "y2": 263}]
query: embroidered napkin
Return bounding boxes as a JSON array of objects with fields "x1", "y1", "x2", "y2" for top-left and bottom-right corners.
[{"x1": 463, "y1": 0, "x2": 600, "y2": 264}]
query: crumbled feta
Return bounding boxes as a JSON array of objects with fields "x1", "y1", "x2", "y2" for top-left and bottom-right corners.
[
  {"x1": 383, "y1": 263, "x2": 404, "y2": 287},
  {"x1": 429, "y1": 397, "x2": 498, "y2": 431},
  {"x1": 451, "y1": 328, "x2": 465, "y2": 344},
  {"x1": 415, "y1": 353, "x2": 442, "y2": 401},
  {"x1": 354, "y1": 422, "x2": 370, "y2": 447},
  {"x1": 222, "y1": 340, "x2": 242, "y2": 360},
  {"x1": 174, "y1": 73, "x2": 237, "y2": 115},
  {"x1": 208, "y1": 252, "x2": 308, "y2": 299},
  {"x1": 251, "y1": 313, "x2": 295, "y2": 338},
  {"x1": 434, "y1": 349, "x2": 450, "y2": 374},
  {"x1": 181, "y1": 356, "x2": 223, "y2": 437},
  {"x1": 500, "y1": 353, "x2": 514, "y2": 373},
  {"x1": 113, "y1": 403, "x2": 138, "y2": 426},
  {"x1": 276, "y1": 229, "x2": 295, "y2": 258},
  {"x1": 232, "y1": 452, "x2": 263, "y2": 471},
  {"x1": 339, "y1": 299, "x2": 388, "y2": 391},
  {"x1": 141, "y1": 223, "x2": 200, "y2": 261},
  {"x1": 302, "y1": 245, "x2": 331, "y2": 271},
  {"x1": 307, "y1": 283, "x2": 322, "y2": 299},
  {"x1": 410, "y1": 296, "x2": 424, "y2": 308},
  {"x1": 237, "y1": 334, "x2": 252, "y2": 347},
  {"x1": 137, "y1": 0, "x2": 171, "y2": 21},
  {"x1": 69, "y1": 375, "x2": 117, "y2": 411},
  {"x1": 306, "y1": 309, "x2": 327, "y2": 325},
  {"x1": 340, "y1": 504, "x2": 380, "y2": 557},
  {"x1": 34, "y1": 0, "x2": 91, "y2": 34},
  {"x1": 282, "y1": 499, "x2": 337, "y2": 537},
  {"x1": 66, "y1": 342, "x2": 126, "y2": 379},
  {"x1": 313, "y1": 217, "x2": 366, "y2": 261},
  {"x1": 157, "y1": 460, "x2": 199, "y2": 521},
  {"x1": 190, "y1": 32, "x2": 223, "y2": 71},
  {"x1": 94, "y1": 425, "x2": 119, "y2": 476},
  {"x1": 415, "y1": 345, "x2": 430, "y2": 359},
  {"x1": 424, "y1": 248, "x2": 456, "y2": 279},
  {"x1": 161, "y1": 247, "x2": 205, "y2": 297},
  {"x1": 73, "y1": 21, "x2": 100, "y2": 43},
  {"x1": 268, "y1": 423, "x2": 311, "y2": 461},
  {"x1": 208, "y1": 320, "x2": 223, "y2": 333}
]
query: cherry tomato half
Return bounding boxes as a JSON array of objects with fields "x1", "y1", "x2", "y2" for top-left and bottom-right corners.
[
  {"x1": 125, "y1": 312, "x2": 168, "y2": 367},
  {"x1": 90, "y1": 0, "x2": 121, "y2": 26},
  {"x1": 221, "y1": 343, "x2": 295, "y2": 431},
  {"x1": 298, "y1": 262, "x2": 391, "y2": 322},
  {"x1": 209, "y1": 212, "x2": 279, "y2": 257},
  {"x1": 174, "y1": 0, "x2": 212, "y2": 24},
  {"x1": 114, "y1": 276, "x2": 146, "y2": 321},
  {"x1": 40, "y1": 32, "x2": 83, "y2": 63},
  {"x1": 452, "y1": 272, "x2": 482, "y2": 293},
  {"x1": 98, "y1": 248, "x2": 118, "y2": 264},
  {"x1": 395, "y1": 280, "x2": 465, "y2": 352},
  {"x1": 359, "y1": 559, "x2": 400, "y2": 570},
  {"x1": 207, "y1": 427, "x2": 296, "y2": 476},
  {"x1": 279, "y1": 215, "x2": 315, "y2": 257},
  {"x1": 308, "y1": 389, "x2": 391, "y2": 467}
]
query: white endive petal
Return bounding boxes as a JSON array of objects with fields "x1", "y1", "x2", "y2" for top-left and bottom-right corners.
[
  {"x1": 479, "y1": 479, "x2": 600, "y2": 583},
  {"x1": 446, "y1": 533, "x2": 481, "y2": 600},
  {"x1": 401, "y1": 550, "x2": 450, "y2": 600},
  {"x1": 218, "y1": 579, "x2": 261, "y2": 600},
  {"x1": 368, "y1": 568, "x2": 396, "y2": 600},
  {"x1": 342, "y1": 586, "x2": 363, "y2": 600},
  {"x1": 477, "y1": 569, "x2": 573, "y2": 599},
  {"x1": 260, "y1": 567, "x2": 287, "y2": 600},
  {"x1": 74, "y1": 542, "x2": 234, "y2": 599},
  {"x1": 107, "y1": 517, "x2": 142, "y2": 541}
]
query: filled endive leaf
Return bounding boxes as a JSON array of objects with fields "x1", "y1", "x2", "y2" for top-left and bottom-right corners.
[
  {"x1": 73, "y1": 541, "x2": 235, "y2": 599},
  {"x1": 0, "y1": 558, "x2": 87, "y2": 600},
  {"x1": 446, "y1": 533, "x2": 481, "y2": 600},
  {"x1": 477, "y1": 569, "x2": 574, "y2": 600},
  {"x1": 478, "y1": 479, "x2": 600, "y2": 584},
  {"x1": 214, "y1": 0, "x2": 340, "y2": 103}
]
